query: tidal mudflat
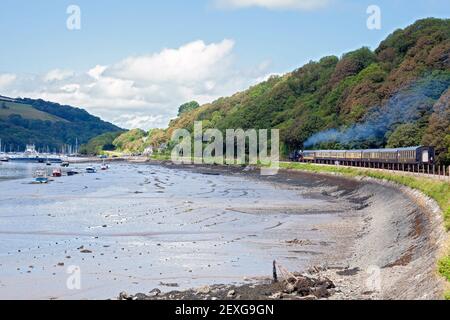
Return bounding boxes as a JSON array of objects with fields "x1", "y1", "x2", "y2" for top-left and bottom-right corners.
[
  {"x1": 0, "y1": 162, "x2": 444, "y2": 300},
  {"x1": 0, "y1": 162, "x2": 356, "y2": 300}
]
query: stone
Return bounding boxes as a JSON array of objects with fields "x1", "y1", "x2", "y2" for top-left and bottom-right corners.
[
  {"x1": 149, "y1": 288, "x2": 161, "y2": 297},
  {"x1": 134, "y1": 293, "x2": 147, "y2": 300},
  {"x1": 196, "y1": 285, "x2": 211, "y2": 295},
  {"x1": 284, "y1": 283, "x2": 296, "y2": 294},
  {"x1": 310, "y1": 284, "x2": 330, "y2": 298},
  {"x1": 297, "y1": 295, "x2": 317, "y2": 301},
  {"x1": 269, "y1": 292, "x2": 283, "y2": 299},
  {"x1": 294, "y1": 277, "x2": 314, "y2": 294},
  {"x1": 227, "y1": 290, "x2": 236, "y2": 298},
  {"x1": 118, "y1": 291, "x2": 129, "y2": 300}
]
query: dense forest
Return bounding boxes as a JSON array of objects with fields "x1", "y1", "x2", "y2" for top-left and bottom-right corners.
[
  {"x1": 85, "y1": 18, "x2": 450, "y2": 164},
  {"x1": 0, "y1": 97, "x2": 122, "y2": 152}
]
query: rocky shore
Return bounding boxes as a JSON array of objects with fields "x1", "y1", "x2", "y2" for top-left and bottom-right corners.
[{"x1": 118, "y1": 269, "x2": 336, "y2": 301}]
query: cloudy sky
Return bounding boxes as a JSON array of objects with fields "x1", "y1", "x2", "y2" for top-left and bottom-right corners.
[{"x1": 0, "y1": 0, "x2": 449, "y2": 129}]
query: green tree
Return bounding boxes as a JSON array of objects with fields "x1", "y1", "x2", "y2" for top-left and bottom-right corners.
[
  {"x1": 178, "y1": 101, "x2": 200, "y2": 116},
  {"x1": 79, "y1": 132, "x2": 122, "y2": 155},
  {"x1": 387, "y1": 123, "x2": 423, "y2": 148}
]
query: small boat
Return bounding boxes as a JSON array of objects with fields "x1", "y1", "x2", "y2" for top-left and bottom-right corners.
[
  {"x1": 61, "y1": 161, "x2": 70, "y2": 167},
  {"x1": 0, "y1": 157, "x2": 9, "y2": 162},
  {"x1": 46, "y1": 160, "x2": 52, "y2": 166},
  {"x1": 52, "y1": 168, "x2": 62, "y2": 177},
  {"x1": 67, "y1": 170, "x2": 79, "y2": 176},
  {"x1": 101, "y1": 162, "x2": 109, "y2": 170},
  {"x1": 86, "y1": 167, "x2": 97, "y2": 173},
  {"x1": 34, "y1": 170, "x2": 49, "y2": 184}
]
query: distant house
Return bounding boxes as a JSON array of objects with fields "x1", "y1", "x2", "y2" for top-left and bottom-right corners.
[{"x1": 143, "y1": 146, "x2": 153, "y2": 156}]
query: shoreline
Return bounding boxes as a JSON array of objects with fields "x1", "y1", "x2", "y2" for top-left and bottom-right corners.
[
  {"x1": 122, "y1": 162, "x2": 447, "y2": 300},
  {"x1": 0, "y1": 160, "x2": 446, "y2": 300}
]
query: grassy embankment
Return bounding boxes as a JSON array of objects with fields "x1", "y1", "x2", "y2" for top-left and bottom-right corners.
[{"x1": 280, "y1": 162, "x2": 450, "y2": 298}]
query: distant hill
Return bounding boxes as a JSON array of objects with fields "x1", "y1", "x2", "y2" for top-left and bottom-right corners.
[
  {"x1": 140, "y1": 18, "x2": 450, "y2": 164},
  {"x1": 0, "y1": 96, "x2": 123, "y2": 152}
]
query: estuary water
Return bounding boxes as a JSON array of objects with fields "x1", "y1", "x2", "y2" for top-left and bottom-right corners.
[{"x1": 0, "y1": 162, "x2": 345, "y2": 300}]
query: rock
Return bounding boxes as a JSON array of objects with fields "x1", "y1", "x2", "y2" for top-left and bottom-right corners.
[
  {"x1": 294, "y1": 277, "x2": 315, "y2": 294},
  {"x1": 297, "y1": 295, "x2": 317, "y2": 301},
  {"x1": 149, "y1": 288, "x2": 161, "y2": 297},
  {"x1": 134, "y1": 293, "x2": 147, "y2": 300},
  {"x1": 119, "y1": 291, "x2": 129, "y2": 300},
  {"x1": 310, "y1": 284, "x2": 330, "y2": 298},
  {"x1": 196, "y1": 286, "x2": 211, "y2": 295},
  {"x1": 227, "y1": 290, "x2": 236, "y2": 298},
  {"x1": 318, "y1": 277, "x2": 335, "y2": 289},
  {"x1": 284, "y1": 283, "x2": 296, "y2": 294},
  {"x1": 269, "y1": 292, "x2": 283, "y2": 299}
]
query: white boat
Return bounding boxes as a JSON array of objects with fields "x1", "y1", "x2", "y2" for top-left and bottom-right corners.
[
  {"x1": 34, "y1": 170, "x2": 49, "y2": 184},
  {"x1": 10, "y1": 145, "x2": 62, "y2": 164},
  {"x1": 86, "y1": 167, "x2": 97, "y2": 173},
  {"x1": 101, "y1": 161, "x2": 109, "y2": 170}
]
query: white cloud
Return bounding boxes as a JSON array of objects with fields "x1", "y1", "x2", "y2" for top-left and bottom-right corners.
[
  {"x1": 1, "y1": 39, "x2": 271, "y2": 130},
  {"x1": 0, "y1": 73, "x2": 16, "y2": 89},
  {"x1": 43, "y1": 69, "x2": 74, "y2": 82},
  {"x1": 215, "y1": 0, "x2": 330, "y2": 10},
  {"x1": 109, "y1": 39, "x2": 235, "y2": 84},
  {"x1": 87, "y1": 65, "x2": 107, "y2": 80}
]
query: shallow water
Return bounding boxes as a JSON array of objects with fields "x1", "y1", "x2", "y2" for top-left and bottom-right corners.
[{"x1": 0, "y1": 162, "x2": 342, "y2": 300}]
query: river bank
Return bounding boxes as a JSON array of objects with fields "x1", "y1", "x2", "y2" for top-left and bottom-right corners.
[
  {"x1": 0, "y1": 162, "x2": 355, "y2": 299},
  {"x1": 123, "y1": 162, "x2": 447, "y2": 300},
  {"x1": 0, "y1": 161, "x2": 446, "y2": 299}
]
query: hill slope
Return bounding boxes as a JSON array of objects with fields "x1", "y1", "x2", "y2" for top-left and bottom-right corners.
[
  {"x1": 144, "y1": 18, "x2": 449, "y2": 163},
  {"x1": 0, "y1": 96, "x2": 122, "y2": 152}
]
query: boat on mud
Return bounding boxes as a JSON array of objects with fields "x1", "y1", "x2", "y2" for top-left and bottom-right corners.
[
  {"x1": 52, "y1": 169, "x2": 62, "y2": 177},
  {"x1": 34, "y1": 170, "x2": 49, "y2": 184},
  {"x1": 67, "y1": 170, "x2": 79, "y2": 176},
  {"x1": 101, "y1": 162, "x2": 109, "y2": 170},
  {"x1": 86, "y1": 167, "x2": 97, "y2": 173}
]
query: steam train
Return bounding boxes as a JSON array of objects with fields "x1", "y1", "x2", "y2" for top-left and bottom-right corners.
[{"x1": 289, "y1": 146, "x2": 435, "y2": 166}]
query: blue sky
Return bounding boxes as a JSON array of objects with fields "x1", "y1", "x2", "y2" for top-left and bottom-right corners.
[{"x1": 0, "y1": 0, "x2": 449, "y2": 129}]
